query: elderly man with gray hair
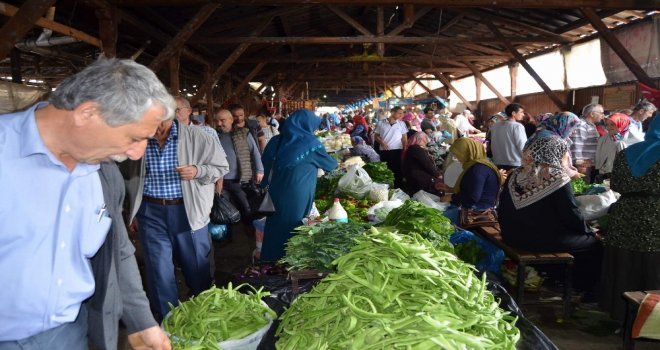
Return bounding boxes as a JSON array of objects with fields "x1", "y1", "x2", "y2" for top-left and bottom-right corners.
[
  {"x1": 625, "y1": 99, "x2": 657, "y2": 145},
  {"x1": 0, "y1": 59, "x2": 174, "y2": 349},
  {"x1": 570, "y1": 103, "x2": 604, "y2": 176}
]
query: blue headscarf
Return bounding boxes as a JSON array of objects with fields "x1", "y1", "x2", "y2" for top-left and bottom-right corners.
[
  {"x1": 625, "y1": 116, "x2": 659, "y2": 177},
  {"x1": 525, "y1": 112, "x2": 580, "y2": 147},
  {"x1": 271, "y1": 109, "x2": 324, "y2": 169}
]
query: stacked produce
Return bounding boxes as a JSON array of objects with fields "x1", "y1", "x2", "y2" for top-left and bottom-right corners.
[
  {"x1": 280, "y1": 221, "x2": 372, "y2": 272},
  {"x1": 362, "y1": 161, "x2": 395, "y2": 187},
  {"x1": 315, "y1": 169, "x2": 344, "y2": 198},
  {"x1": 570, "y1": 178, "x2": 589, "y2": 195},
  {"x1": 383, "y1": 200, "x2": 455, "y2": 253},
  {"x1": 276, "y1": 227, "x2": 520, "y2": 349},
  {"x1": 314, "y1": 197, "x2": 373, "y2": 222},
  {"x1": 163, "y1": 284, "x2": 276, "y2": 350}
]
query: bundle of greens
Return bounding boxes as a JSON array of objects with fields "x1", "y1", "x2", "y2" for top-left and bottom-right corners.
[
  {"x1": 383, "y1": 200, "x2": 455, "y2": 253},
  {"x1": 281, "y1": 221, "x2": 371, "y2": 272},
  {"x1": 362, "y1": 161, "x2": 395, "y2": 187},
  {"x1": 315, "y1": 169, "x2": 344, "y2": 198},
  {"x1": 571, "y1": 178, "x2": 589, "y2": 195},
  {"x1": 163, "y1": 284, "x2": 275, "y2": 350},
  {"x1": 454, "y1": 240, "x2": 487, "y2": 266},
  {"x1": 276, "y1": 227, "x2": 520, "y2": 349}
]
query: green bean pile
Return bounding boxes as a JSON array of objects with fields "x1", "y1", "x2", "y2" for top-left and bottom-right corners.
[
  {"x1": 276, "y1": 227, "x2": 520, "y2": 349},
  {"x1": 163, "y1": 284, "x2": 276, "y2": 350}
]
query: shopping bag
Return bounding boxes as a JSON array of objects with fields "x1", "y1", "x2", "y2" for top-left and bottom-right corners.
[{"x1": 210, "y1": 193, "x2": 241, "y2": 224}]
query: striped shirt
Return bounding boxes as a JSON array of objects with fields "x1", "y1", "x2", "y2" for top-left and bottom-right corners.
[
  {"x1": 144, "y1": 121, "x2": 183, "y2": 199},
  {"x1": 569, "y1": 118, "x2": 599, "y2": 162}
]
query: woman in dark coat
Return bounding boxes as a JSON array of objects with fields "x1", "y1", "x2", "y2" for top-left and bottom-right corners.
[
  {"x1": 499, "y1": 136, "x2": 602, "y2": 296},
  {"x1": 448, "y1": 137, "x2": 502, "y2": 210},
  {"x1": 402, "y1": 132, "x2": 442, "y2": 195}
]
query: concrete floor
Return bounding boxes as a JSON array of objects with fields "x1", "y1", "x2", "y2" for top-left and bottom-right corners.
[{"x1": 120, "y1": 224, "x2": 657, "y2": 350}]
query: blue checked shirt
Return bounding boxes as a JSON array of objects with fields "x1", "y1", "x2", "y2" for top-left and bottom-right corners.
[{"x1": 144, "y1": 121, "x2": 183, "y2": 199}]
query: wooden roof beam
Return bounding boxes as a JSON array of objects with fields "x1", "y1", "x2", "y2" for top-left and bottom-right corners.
[
  {"x1": 580, "y1": 7, "x2": 655, "y2": 87},
  {"x1": 386, "y1": 6, "x2": 431, "y2": 36},
  {"x1": 127, "y1": 0, "x2": 658, "y2": 9},
  {"x1": 410, "y1": 76, "x2": 436, "y2": 96},
  {"x1": 234, "y1": 62, "x2": 267, "y2": 94},
  {"x1": 463, "y1": 60, "x2": 510, "y2": 104},
  {"x1": 238, "y1": 55, "x2": 506, "y2": 64},
  {"x1": 0, "y1": 0, "x2": 56, "y2": 60},
  {"x1": 191, "y1": 17, "x2": 273, "y2": 105},
  {"x1": 326, "y1": 5, "x2": 373, "y2": 36},
  {"x1": 148, "y1": 2, "x2": 219, "y2": 73},
  {"x1": 554, "y1": 9, "x2": 620, "y2": 33},
  {"x1": 190, "y1": 35, "x2": 562, "y2": 45},
  {"x1": 486, "y1": 21, "x2": 566, "y2": 110},
  {"x1": 0, "y1": 1, "x2": 100, "y2": 50},
  {"x1": 433, "y1": 72, "x2": 474, "y2": 111},
  {"x1": 460, "y1": 9, "x2": 573, "y2": 44}
]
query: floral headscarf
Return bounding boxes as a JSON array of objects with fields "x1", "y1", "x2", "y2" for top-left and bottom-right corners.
[
  {"x1": 508, "y1": 137, "x2": 571, "y2": 209},
  {"x1": 526, "y1": 111, "x2": 580, "y2": 147},
  {"x1": 606, "y1": 113, "x2": 630, "y2": 141}
]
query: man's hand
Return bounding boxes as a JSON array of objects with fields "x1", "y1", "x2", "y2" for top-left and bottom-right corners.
[
  {"x1": 175, "y1": 165, "x2": 198, "y2": 181},
  {"x1": 255, "y1": 173, "x2": 264, "y2": 184},
  {"x1": 127, "y1": 326, "x2": 171, "y2": 350},
  {"x1": 128, "y1": 219, "x2": 139, "y2": 237}
]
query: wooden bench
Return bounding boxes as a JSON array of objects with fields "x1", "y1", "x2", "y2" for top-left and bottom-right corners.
[
  {"x1": 623, "y1": 290, "x2": 660, "y2": 350},
  {"x1": 473, "y1": 225, "x2": 575, "y2": 319}
]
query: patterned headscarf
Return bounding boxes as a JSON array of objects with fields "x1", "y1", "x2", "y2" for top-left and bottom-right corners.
[
  {"x1": 525, "y1": 111, "x2": 580, "y2": 147},
  {"x1": 508, "y1": 137, "x2": 571, "y2": 209},
  {"x1": 606, "y1": 113, "x2": 631, "y2": 141},
  {"x1": 449, "y1": 137, "x2": 502, "y2": 194}
]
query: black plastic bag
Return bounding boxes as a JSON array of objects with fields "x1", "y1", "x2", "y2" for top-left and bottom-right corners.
[{"x1": 210, "y1": 192, "x2": 240, "y2": 224}]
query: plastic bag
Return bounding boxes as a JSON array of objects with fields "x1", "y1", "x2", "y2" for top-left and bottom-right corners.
[
  {"x1": 367, "y1": 199, "x2": 404, "y2": 224},
  {"x1": 389, "y1": 188, "x2": 410, "y2": 202},
  {"x1": 337, "y1": 165, "x2": 373, "y2": 199},
  {"x1": 368, "y1": 183, "x2": 389, "y2": 202},
  {"x1": 449, "y1": 230, "x2": 505, "y2": 274},
  {"x1": 210, "y1": 193, "x2": 241, "y2": 224},
  {"x1": 412, "y1": 190, "x2": 450, "y2": 212},
  {"x1": 576, "y1": 189, "x2": 618, "y2": 221}
]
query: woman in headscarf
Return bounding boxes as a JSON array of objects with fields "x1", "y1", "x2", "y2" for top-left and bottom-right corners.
[
  {"x1": 499, "y1": 137, "x2": 602, "y2": 298},
  {"x1": 600, "y1": 116, "x2": 660, "y2": 322},
  {"x1": 447, "y1": 137, "x2": 503, "y2": 211},
  {"x1": 594, "y1": 113, "x2": 630, "y2": 178},
  {"x1": 402, "y1": 132, "x2": 442, "y2": 195},
  {"x1": 350, "y1": 115, "x2": 369, "y2": 142},
  {"x1": 259, "y1": 109, "x2": 338, "y2": 261},
  {"x1": 350, "y1": 136, "x2": 380, "y2": 163},
  {"x1": 525, "y1": 111, "x2": 581, "y2": 179}
]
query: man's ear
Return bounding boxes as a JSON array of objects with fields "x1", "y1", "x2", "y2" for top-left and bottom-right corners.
[{"x1": 72, "y1": 101, "x2": 100, "y2": 127}]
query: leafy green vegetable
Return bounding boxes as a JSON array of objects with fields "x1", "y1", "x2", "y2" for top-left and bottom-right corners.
[
  {"x1": 454, "y1": 240, "x2": 487, "y2": 266},
  {"x1": 276, "y1": 227, "x2": 520, "y2": 349},
  {"x1": 315, "y1": 169, "x2": 344, "y2": 198},
  {"x1": 281, "y1": 221, "x2": 371, "y2": 271},
  {"x1": 571, "y1": 178, "x2": 589, "y2": 194},
  {"x1": 383, "y1": 200, "x2": 455, "y2": 253},
  {"x1": 362, "y1": 161, "x2": 395, "y2": 187},
  {"x1": 163, "y1": 284, "x2": 275, "y2": 350}
]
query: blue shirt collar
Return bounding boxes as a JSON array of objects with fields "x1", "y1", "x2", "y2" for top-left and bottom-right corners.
[{"x1": 19, "y1": 101, "x2": 99, "y2": 175}]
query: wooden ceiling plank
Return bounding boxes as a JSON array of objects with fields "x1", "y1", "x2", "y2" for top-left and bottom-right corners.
[
  {"x1": 486, "y1": 21, "x2": 566, "y2": 110},
  {"x1": 96, "y1": 6, "x2": 119, "y2": 57},
  {"x1": 433, "y1": 72, "x2": 474, "y2": 111},
  {"x1": 437, "y1": 13, "x2": 465, "y2": 34},
  {"x1": 376, "y1": 6, "x2": 384, "y2": 57},
  {"x1": 455, "y1": 42, "x2": 510, "y2": 57},
  {"x1": 554, "y1": 9, "x2": 620, "y2": 34},
  {"x1": 278, "y1": 14, "x2": 298, "y2": 57},
  {"x1": 203, "y1": 6, "x2": 306, "y2": 35},
  {"x1": 190, "y1": 35, "x2": 561, "y2": 45},
  {"x1": 463, "y1": 60, "x2": 510, "y2": 104},
  {"x1": 326, "y1": 5, "x2": 373, "y2": 36},
  {"x1": 191, "y1": 17, "x2": 273, "y2": 105},
  {"x1": 580, "y1": 7, "x2": 655, "y2": 87},
  {"x1": 387, "y1": 6, "x2": 431, "y2": 36},
  {"x1": 149, "y1": 3, "x2": 219, "y2": 72},
  {"x1": 131, "y1": 0, "x2": 657, "y2": 9},
  {"x1": 0, "y1": 0, "x2": 57, "y2": 60},
  {"x1": 462, "y1": 9, "x2": 573, "y2": 44},
  {"x1": 0, "y1": 1, "x2": 100, "y2": 49},
  {"x1": 411, "y1": 76, "x2": 435, "y2": 95},
  {"x1": 234, "y1": 62, "x2": 267, "y2": 94}
]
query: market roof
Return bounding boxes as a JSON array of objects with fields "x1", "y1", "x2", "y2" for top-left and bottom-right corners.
[{"x1": 0, "y1": 0, "x2": 657, "y2": 105}]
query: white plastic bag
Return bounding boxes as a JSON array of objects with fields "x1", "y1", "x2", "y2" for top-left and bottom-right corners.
[
  {"x1": 390, "y1": 188, "x2": 410, "y2": 202},
  {"x1": 368, "y1": 183, "x2": 389, "y2": 202},
  {"x1": 576, "y1": 189, "x2": 618, "y2": 221},
  {"x1": 413, "y1": 190, "x2": 450, "y2": 212},
  {"x1": 337, "y1": 165, "x2": 373, "y2": 199},
  {"x1": 367, "y1": 199, "x2": 404, "y2": 224}
]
